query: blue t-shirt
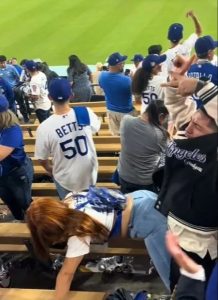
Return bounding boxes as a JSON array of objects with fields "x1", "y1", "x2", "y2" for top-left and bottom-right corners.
[
  {"x1": 99, "y1": 71, "x2": 133, "y2": 113},
  {"x1": 0, "y1": 65, "x2": 20, "y2": 87},
  {"x1": 0, "y1": 125, "x2": 26, "y2": 176},
  {"x1": 13, "y1": 64, "x2": 23, "y2": 76}
]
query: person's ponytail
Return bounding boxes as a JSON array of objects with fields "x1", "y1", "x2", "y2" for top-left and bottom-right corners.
[
  {"x1": 132, "y1": 67, "x2": 152, "y2": 95},
  {"x1": 145, "y1": 100, "x2": 169, "y2": 138}
]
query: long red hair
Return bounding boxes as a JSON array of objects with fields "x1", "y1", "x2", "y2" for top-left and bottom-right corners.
[{"x1": 26, "y1": 198, "x2": 109, "y2": 260}]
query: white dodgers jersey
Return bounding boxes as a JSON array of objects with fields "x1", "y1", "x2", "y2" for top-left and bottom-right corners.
[
  {"x1": 141, "y1": 75, "x2": 166, "y2": 114},
  {"x1": 35, "y1": 108, "x2": 101, "y2": 192},
  {"x1": 162, "y1": 33, "x2": 198, "y2": 76},
  {"x1": 30, "y1": 71, "x2": 51, "y2": 110}
]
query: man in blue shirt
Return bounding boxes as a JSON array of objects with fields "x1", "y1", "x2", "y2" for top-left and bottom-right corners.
[
  {"x1": 0, "y1": 55, "x2": 20, "y2": 88},
  {"x1": 99, "y1": 52, "x2": 136, "y2": 135},
  {"x1": 0, "y1": 55, "x2": 20, "y2": 113}
]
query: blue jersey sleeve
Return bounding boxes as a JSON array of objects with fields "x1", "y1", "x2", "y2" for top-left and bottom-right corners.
[
  {"x1": 188, "y1": 64, "x2": 218, "y2": 86},
  {"x1": 0, "y1": 125, "x2": 24, "y2": 148}
]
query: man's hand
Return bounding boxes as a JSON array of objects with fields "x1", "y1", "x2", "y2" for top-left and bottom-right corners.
[
  {"x1": 176, "y1": 76, "x2": 199, "y2": 96},
  {"x1": 172, "y1": 54, "x2": 196, "y2": 75},
  {"x1": 166, "y1": 231, "x2": 202, "y2": 274},
  {"x1": 186, "y1": 10, "x2": 195, "y2": 18},
  {"x1": 185, "y1": 10, "x2": 202, "y2": 36},
  {"x1": 161, "y1": 54, "x2": 198, "y2": 95},
  {"x1": 161, "y1": 73, "x2": 199, "y2": 96}
]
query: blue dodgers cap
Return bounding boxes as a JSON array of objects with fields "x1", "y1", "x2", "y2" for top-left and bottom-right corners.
[
  {"x1": 0, "y1": 95, "x2": 9, "y2": 112},
  {"x1": 195, "y1": 35, "x2": 218, "y2": 56},
  {"x1": 131, "y1": 54, "x2": 144, "y2": 62},
  {"x1": 107, "y1": 52, "x2": 128, "y2": 66},
  {"x1": 48, "y1": 78, "x2": 72, "y2": 101},
  {"x1": 168, "y1": 23, "x2": 183, "y2": 42},
  {"x1": 24, "y1": 60, "x2": 37, "y2": 71},
  {"x1": 142, "y1": 54, "x2": 167, "y2": 72}
]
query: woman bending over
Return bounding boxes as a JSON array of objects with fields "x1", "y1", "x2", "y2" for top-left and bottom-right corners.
[{"x1": 26, "y1": 187, "x2": 170, "y2": 300}]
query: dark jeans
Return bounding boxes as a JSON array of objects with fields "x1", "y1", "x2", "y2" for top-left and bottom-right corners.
[
  {"x1": 0, "y1": 156, "x2": 34, "y2": 220},
  {"x1": 170, "y1": 250, "x2": 216, "y2": 292},
  {"x1": 35, "y1": 108, "x2": 50, "y2": 123},
  {"x1": 119, "y1": 176, "x2": 156, "y2": 194},
  {"x1": 14, "y1": 86, "x2": 30, "y2": 122}
]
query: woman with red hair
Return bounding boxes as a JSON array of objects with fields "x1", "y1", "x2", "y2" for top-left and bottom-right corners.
[{"x1": 26, "y1": 187, "x2": 170, "y2": 300}]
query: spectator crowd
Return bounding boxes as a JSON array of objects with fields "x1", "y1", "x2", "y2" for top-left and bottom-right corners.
[{"x1": 0, "y1": 9, "x2": 217, "y2": 300}]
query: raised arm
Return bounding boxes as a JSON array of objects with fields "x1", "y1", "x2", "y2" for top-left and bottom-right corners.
[
  {"x1": 186, "y1": 10, "x2": 202, "y2": 36},
  {"x1": 163, "y1": 86, "x2": 196, "y2": 131},
  {"x1": 162, "y1": 74, "x2": 218, "y2": 126},
  {"x1": 54, "y1": 255, "x2": 84, "y2": 300}
]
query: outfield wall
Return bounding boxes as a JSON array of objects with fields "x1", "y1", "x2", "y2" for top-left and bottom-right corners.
[{"x1": 49, "y1": 64, "x2": 134, "y2": 77}]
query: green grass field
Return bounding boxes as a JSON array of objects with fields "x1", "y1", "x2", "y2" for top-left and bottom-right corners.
[{"x1": 0, "y1": 0, "x2": 217, "y2": 65}]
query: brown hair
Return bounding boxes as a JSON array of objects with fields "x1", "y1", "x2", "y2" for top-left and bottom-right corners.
[
  {"x1": 0, "y1": 110, "x2": 19, "y2": 130},
  {"x1": 26, "y1": 198, "x2": 109, "y2": 260},
  {"x1": 132, "y1": 67, "x2": 152, "y2": 95}
]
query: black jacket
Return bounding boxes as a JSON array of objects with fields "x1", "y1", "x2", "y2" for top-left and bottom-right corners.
[{"x1": 155, "y1": 133, "x2": 218, "y2": 230}]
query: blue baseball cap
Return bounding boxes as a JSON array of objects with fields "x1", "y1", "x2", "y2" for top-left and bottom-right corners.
[
  {"x1": 131, "y1": 54, "x2": 144, "y2": 62},
  {"x1": 168, "y1": 23, "x2": 183, "y2": 42},
  {"x1": 25, "y1": 60, "x2": 37, "y2": 71},
  {"x1": 107, "y1": 52, "x2": 127, "y2": 66},
  {"x1": 0, "y1": 95, "x2": 9, "y2": 112},
  {"x1": 195, "y1": 35, "x2": 218, "y2": 56},
  {"x1": 48, "y1": 78, "x2": 72, "y2": 101},
  {"x1": 142, "y1": 54, "x2": 167, "y2": 72}
]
